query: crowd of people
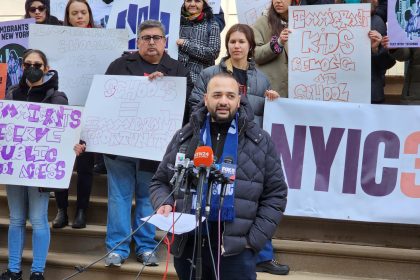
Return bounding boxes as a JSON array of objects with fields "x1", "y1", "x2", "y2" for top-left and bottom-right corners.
[{"x1": 1, "y1": 0, "x2": 416, "y2": 279}]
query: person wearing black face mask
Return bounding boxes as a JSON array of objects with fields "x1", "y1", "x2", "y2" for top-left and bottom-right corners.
[
  {"x1": 7, "y1": 49, "x2": 67, "y2": 104},
  {"x1": 2, "y1": 49, "x2": 68, "y2": 280}
]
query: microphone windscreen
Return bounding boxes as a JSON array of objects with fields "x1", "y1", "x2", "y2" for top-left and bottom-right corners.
[{"x1": 193, "y1": 146, "x2": 214, "y2": 168}]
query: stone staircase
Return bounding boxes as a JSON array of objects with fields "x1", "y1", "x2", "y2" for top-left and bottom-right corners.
[
  {"x1": 1, "y1": 171, "x2": 420, "y2": 280},
  {"x1": 1, "y1": 76, "x2": 420, "y2": 280}
]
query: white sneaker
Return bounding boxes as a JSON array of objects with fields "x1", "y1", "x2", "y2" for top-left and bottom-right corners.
[{"x1": 104, "y1": 252, "x2": 124, "y2": 267}]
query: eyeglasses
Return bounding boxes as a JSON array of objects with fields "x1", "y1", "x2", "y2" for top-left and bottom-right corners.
[
  {"x1": 185, "y1": 0, "x2": 203, "y2": 3},
  {"x1": 28, "y1": 6, "x2": 46, "y2": 13},
  {"x1": 23, "y1": 62, "x2": 44, "y2": 69},
  {"x1": 140, "y1": 35, "x2": 165, "y2": 42}
]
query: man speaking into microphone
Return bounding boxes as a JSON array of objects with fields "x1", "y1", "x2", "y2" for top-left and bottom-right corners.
[{"x1": 149, "y1": 73, "x2": 288, "y2": 280}]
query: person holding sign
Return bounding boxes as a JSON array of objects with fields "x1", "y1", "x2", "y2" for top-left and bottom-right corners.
[
  {"x1": 24, "y1": 0, "x2": 62, "y2": 25},
  {"x1": 102, "y1": 20, "x2": 192, "y2": 268},
  {"x1": 253, "y1": 0, "x2": 293, "y2": 97},
  {"x1": 177, "y1": 0, "x2": 221, "y2": 84},
  {"x1": 1, "y1": 49, "x2": 68, "y2": 280},
  {"x1": 382, "y1": 35, "x2": 420, "y2": 104},
  {"x1": 52, "y1": 0, "x2": 96, "y2": 230}
]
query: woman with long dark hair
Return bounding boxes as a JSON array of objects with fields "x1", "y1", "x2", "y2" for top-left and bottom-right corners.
[
  {"x1": 253, "y1": 0, "x2": 292, "y2": 97},
  {"x1": 24, "y1": 0, "x2": 61, "y2": 25},
  {"x1": 52, "y1": 0, "x2": 96, "y2": 230},
  {"x1": 1, "y1": 49, "x2": 70, "y2": 280},
  {"x1": 177, "y1": 0, "x2": 221, "y2": 83}
]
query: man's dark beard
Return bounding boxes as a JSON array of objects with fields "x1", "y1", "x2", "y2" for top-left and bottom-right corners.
[{"x1": 210, "y1": 108, "x2": 237, "y2": 123}]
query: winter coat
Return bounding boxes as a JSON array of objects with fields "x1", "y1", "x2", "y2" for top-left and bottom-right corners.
[
  {"x1": 189, "y1": 57, "x2": 270, "y2": 128},
  {"x1": 389, "y1": 48, "x2": 420, "y2": 104},
  {"x1": 371, "y1": 14, "x2": 396, "y2": 103},
  {"x1": 6, "y1": 70, "x2": 68, "y2": 105},
  {"x1": 149, "y1": 97, "x2": 288, "y2": 257},
  {"x1": 253, "y1": 14, "x2": 289, "y2": 97},
  {"x1": 178, "y1": 15, "x2": 221, "y2": 83}
]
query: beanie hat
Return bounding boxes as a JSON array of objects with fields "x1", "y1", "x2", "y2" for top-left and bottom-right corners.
[{"x1": 25, "y1": 0, "x2": 51, "y2": 18}]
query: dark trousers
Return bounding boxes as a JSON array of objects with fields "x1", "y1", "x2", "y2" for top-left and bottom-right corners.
[
  {"x1": 174, "y1": 237, "x2": 256, "y2": 280},
  {"x1": 55, "y1": 152, "x2": 94, "y2": 210}
]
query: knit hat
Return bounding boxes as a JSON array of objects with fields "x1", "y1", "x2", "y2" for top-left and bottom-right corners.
[{"x1": 25, "y1": 0, "x2": 51, "y2": 18}]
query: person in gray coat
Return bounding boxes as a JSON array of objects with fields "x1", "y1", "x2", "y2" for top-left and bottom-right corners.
[
  {"x1": 150, "y1": 73, "x2": 288, "y2": 280},
  {"x1": 190, "y1": 24, "x2": 279, "y2": 128}
]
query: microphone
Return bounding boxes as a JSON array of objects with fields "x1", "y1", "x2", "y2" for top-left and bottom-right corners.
[
  {"x1": 169, "y1": 152, "x2": 186, "y2": 187},
  {"x1": 220, "y1": 157, "x2": 235, "y2": 208},
  {"x1": 193, "y1": 146, "x2": 214, "y2": 217}
]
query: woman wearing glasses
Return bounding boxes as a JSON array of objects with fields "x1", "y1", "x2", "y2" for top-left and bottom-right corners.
[
  {"x1": 24, "y1": 0, "x2": 61, "y2": 25},
  {"x1": 177, "y1": 0, "x2": 221, "y2": 83},
  {"x1": 51, "y1": 0, "x2": 96, "y2": 230},
  {"x1": 1, "y1": 49, "x2": 69, "y2": 280}
]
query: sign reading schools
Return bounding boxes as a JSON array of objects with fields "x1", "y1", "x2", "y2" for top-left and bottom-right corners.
[
  {"x1": 0, "y1": 100, "x2": 82, "y2": 189},
  {"x1": 264, "y1": 99, "x2": 420, "y2": 225},
  {"x1": 81, "y1": 75, "x2": 186, "y2": 161},
  {"x1": 288, "y1": 4, "x2": 371, "y2": 103},
  {"x1": 107, "y1": 0, "x2": 183, "y2": 59}
]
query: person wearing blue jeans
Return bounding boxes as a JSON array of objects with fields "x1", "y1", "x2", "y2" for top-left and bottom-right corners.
[
  {"x1": 1, "y1": 49, "x2": 69, "y2": 280},
  {"x1": 103, "y1": 155, "x2": 158, "y2": 266},
  {"x1": 256, "y1": 240, "x2": 289, "y2": 275},
  {"x1": 4, "y1": 186, "x2": 50, "y2": 279}
]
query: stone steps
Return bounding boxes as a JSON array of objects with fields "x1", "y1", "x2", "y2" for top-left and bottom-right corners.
[{"x1": 0, "y1": 248, "x2": 387, "y2": 280}]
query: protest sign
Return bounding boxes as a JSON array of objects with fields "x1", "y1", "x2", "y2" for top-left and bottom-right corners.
[
  {"x1": 207, "y1": 0, "x2": 221, "y2": 14},
  {"x1": 388, "y1": 0, "x2": 420, "y2": 47},
  {"x1": 0, "y1": 100, "x2": 83, "y2": 189},
  {"x1": 0, "y1": 19, "x2": 35, "y2": 90},
  {"x1": 0, "y1": 64, "x2": 6, "y2": 99},
  {"x1": 81, "y1": 75, "x2": 186, "y2": 161},
  {"x1": 264, "y1": 99, "x2": 420, "y2": 224},
  {"x1": 236, "y1": 0, "x2": 270, "y2": 25},
  {"x1": 107, "y1": 0, "x2": 183, "y2": 59},
  {"x1": 288, "y1": 4, "x2": 371, "y2": 103},
  {"x1": 29, "y1": 24, "x2": 128, "y2": 106}
]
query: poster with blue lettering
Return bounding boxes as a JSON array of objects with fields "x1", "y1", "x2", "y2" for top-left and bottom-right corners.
[
  {"x1": 107, "y1": 0, "x2": 183, "y2": 59},
  {"x1": 0, "y1": 100, "x2": 83, "y2": 189},
  {"x1": 0, "y1": 19, "x2": 35, "y2": 91},
  {"x1": 388, "y1": 0, "x2": 420, "y2": 47}
]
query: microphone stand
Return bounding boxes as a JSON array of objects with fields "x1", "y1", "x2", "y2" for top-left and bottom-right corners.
[{"x1": 194, "y1": 166, "x2": 208, "y2": 280}]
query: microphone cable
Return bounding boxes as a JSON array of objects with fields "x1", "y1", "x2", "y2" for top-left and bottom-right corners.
[
  {"x1": 205, "y1": 219, "x2": 218, "y2": 280},
  {"x1": 134, "y1": 205, "x2": 183, "y2": 280},
  {"x1": 61, "y1": 186, "x2": 181, "y2": 280}
]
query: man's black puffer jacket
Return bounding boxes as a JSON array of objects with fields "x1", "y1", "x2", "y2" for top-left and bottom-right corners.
[{"x1": 149, "y1": 96, "x2": 288, "y2": 257}]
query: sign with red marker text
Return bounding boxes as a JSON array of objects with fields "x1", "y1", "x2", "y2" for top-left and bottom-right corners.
[
  {"x1": 288, "y1": 4, "x2": 371, "y2": 103},
  {"x1": 0, "y1": 101, "x2": 83, "y2": 189},
  {"x1": 264, "y1": 99, "x2": 420, "y2": 224},
  {"x1": 81, "y1": 75, "x2": 186, "y2": 161}
]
